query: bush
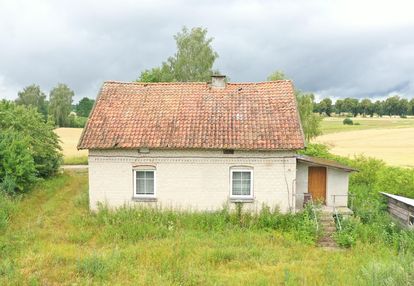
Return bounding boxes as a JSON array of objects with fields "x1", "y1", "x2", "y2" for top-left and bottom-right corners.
[
  {"x1": 0, "y1": 101, "x2": 62, "y2": 188},
  {"x1": 343, "y1": 118, "x2": 353, "y2": 125},
  {"x1": 0, "y1": 130, "x2": 37, "y2": 194}
]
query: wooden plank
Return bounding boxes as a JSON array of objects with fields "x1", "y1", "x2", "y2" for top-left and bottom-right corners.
[
  {"x1": 389, "y1": 209, "x2": 408, "y2": 221},
  {"x1": 388, "y1": 205, "x2": 409, "y2": 222},
  {"x1": 388, "y1": 203, "x2": 409, "y2": 216}
]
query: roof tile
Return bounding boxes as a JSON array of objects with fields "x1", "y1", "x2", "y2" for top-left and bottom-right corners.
[{"x1": 78, "y1": 80, "x2": 305, "y2": 150}]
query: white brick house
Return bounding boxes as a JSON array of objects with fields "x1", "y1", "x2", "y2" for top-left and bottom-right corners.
[{"x1": 78, "y1": 76, "x2": 355, "y2": 212}]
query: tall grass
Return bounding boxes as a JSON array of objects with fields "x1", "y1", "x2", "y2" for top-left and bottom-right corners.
[
  {"x1": 0, "y1": 192, "x2": 16, "y2": 232},
  {"x1": 90, "y1": 203, "x2": 318, "y2": 245},
  {"x1": 2, "y1": 171, "x2": 414, "y2": 284}
]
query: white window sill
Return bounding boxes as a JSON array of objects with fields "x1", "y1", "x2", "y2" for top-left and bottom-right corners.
[
  {"x1": 132, "y1": 197, "x2": 157, "y2": 202},
  {"x1": 229, "y1": 197, "x2": 255, "y2": 203}
]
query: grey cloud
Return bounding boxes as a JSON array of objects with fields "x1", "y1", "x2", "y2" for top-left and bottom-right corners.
[{"x1": 0, "y1": 0, "x2": 414, "y2": 102}]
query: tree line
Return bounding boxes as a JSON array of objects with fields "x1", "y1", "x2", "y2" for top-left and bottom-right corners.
[
  {"x1": 314, "y1": 96, "x2": 414, "y2": 117},
  {"x1": 14, "y1": 84, "x2": 95, "y2": 127}
]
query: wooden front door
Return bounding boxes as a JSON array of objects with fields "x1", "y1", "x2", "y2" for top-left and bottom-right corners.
[{"x1": 308, "y1": 167, "x2": 327, "y2": 203}]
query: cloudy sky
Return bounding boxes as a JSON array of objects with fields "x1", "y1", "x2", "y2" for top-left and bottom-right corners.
[{"x1": 1, "y1": 0, "x2": 414, "y2": 102}]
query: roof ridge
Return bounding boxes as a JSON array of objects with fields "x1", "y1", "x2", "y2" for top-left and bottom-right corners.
[{"x1": 103, "y1": 80, "x2": 293, "y2": 86}]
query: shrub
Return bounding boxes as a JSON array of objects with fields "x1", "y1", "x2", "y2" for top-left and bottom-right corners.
[
  {"x1": 0, "y1": 101, "x2": 62, "y2": 191},
  {"x1": 343, "y1": 118, "x2": 353, "y2": 125},
  {"x1": 0, "y1": 130, "x2": 36, "y2": 194}
]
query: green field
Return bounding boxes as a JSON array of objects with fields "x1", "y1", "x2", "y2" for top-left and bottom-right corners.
[
  {"x1": 320, "y1": 116, "x2": 414, "y2": 134},
  {"x1": 1, "y1": 171, "x2": 413, "y2": 285}
]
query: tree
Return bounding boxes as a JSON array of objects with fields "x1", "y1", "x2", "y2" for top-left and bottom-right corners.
[
  {"x1": 318, "y1": 98, "x2": 333, "y2": 116},
  {"x1": 296, "y1": 91, "x2": 322, "y2": 141},
  {"x1": 410, "y1": 98, "x2": 414, "y2": 115},
  {"x1": 384, "y1": 95, "x2": 400, "y2": 116},
  {"x1": 267, "y1": 70, "x2": 286, "y2": 81},
  {"x1": 76, "y1": 97, "x2": 95, "y2": 117},
  {"x1": 49, "y1": 84, "x2": 74, "y2": 127},
  {"x1": 398, "y1": 98, "x2": 410, "y2": 117},
  {"x1": 138, "y1": 27, "x2": 219, "y2": 82},
  {"x1": 335, "y1": 99, "x2": 344, "y2": 115},
  {"x1": 359, "y1": 99, "x2": 374, "y2": 117},
  {"x1": 374, "y1": 100, "x2": 384, "y2": 117},
  {"x1": 15, "y1": 84, "x2": 48, "y2": 120},
  {"x1": 343, "y1": 98, "x2": 359, "y2": 117}
]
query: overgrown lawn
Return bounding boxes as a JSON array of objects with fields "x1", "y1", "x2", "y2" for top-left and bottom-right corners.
[{"x1": 0, "y1": 171, "x2": 413, "y2": 285}]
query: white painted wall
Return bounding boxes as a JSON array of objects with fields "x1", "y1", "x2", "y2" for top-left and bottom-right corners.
[
  {"x1": 326, "y1": 168, "x2": 349, "y2": 207},
  {"x1": 88, "y1": 149, "x2": 297, "y2": 213},
  {"x1": 295, "y1": 162, "x2": 350, "y2": 209},
  {"x1": 295, "y1": 163, "x2": 308, "y2": 209}
]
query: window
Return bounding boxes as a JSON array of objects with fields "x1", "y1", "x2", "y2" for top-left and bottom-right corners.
[
  {"x1": 231, "y1": 169, "x2": 253, "y2": 198},
  {"x1": 409, "y1": 214, "x2": 414, "y2": 226},
  {"x1": 134, "y1": 170, "x2": 155, "y2": 197}
]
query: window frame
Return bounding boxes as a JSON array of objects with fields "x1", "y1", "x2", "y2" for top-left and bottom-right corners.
[
  {"x1": 230, "y1": 169, "x2": 254, "y2": 199},
  {"x1": 133, "y1": 169, "x2": 156, "y2": 198}
]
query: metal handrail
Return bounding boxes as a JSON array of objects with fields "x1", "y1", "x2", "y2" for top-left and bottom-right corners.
[
  {"x1": 331, "y1": 194, "x2": 355, "y2": 209},
  {"x1": 333, "y1": 204, "x2": 342, "y2": 231},
  {"x1": 311, "y1": 196, "x2": 319, "y2": 232}
]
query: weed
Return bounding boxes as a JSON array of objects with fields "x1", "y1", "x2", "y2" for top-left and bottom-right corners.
[{"x1": 76, "y1": 254, "x2": 108, "y2": 279}]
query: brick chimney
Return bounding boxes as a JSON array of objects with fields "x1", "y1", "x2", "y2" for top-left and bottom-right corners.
[{"x1": 211, "y1": 75, "x2": 226, "y2": 89}]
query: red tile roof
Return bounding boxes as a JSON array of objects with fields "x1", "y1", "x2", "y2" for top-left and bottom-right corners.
[{"x1": 78, "y1": 80, "x2": 305, "y2": 150}]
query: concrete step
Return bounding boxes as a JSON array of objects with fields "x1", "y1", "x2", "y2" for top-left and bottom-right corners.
[
  {"x1": 318, "y1": 236, "x2": 338, "y2": 248},
  {"x1": 319, "y1": 222, "x2": 336, "y2": 227},
  {"x1": 319, "y1": 236, "x2": 335, "y2": 242},
  {"x1": 318, "y1": 215, "x2": 339, "y2": 248},
  {"x1": 320, "y1": 219, "x2": 335, "y2": 223},
  {"x1": 324, "y1": 227, "x2": 337, "y2": 233},
  {"x1": 319, "y1": 242, "x2": 338, "y2": 248},
  {"x1": 319, "y1": 217, "x2": 335, "y2": 222}
]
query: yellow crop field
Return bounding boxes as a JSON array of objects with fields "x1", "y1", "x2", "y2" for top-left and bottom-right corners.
[
  {"x1": 315, "y1": 127, "x2": 414, "y2": 167},
  {"x1": 54, "y1": 128, "x2": 87, "y2": 164}
]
